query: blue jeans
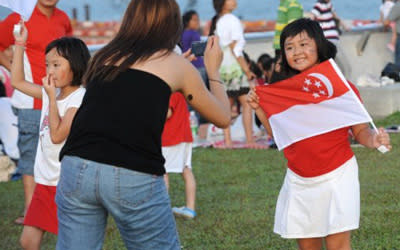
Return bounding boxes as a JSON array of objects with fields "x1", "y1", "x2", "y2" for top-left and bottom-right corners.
[
  {"x1": 56, "y1": 156, "x2": 180, "y2": 250},
  {"x1": 13, "y1": 108, "x2": 40, "y2": 176}
]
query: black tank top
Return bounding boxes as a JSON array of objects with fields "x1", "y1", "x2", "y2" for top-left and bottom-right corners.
[{"x1": 60, "y1": 67, "x2": 171, "y2": 175}]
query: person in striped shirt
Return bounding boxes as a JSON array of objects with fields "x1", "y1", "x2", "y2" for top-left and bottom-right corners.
[
  {"x1": 310, "y1": 0, "x2": 352, "y2": 81},
  {"x1": 273, "y1": 0, "x2": 303, "y2": 57}
]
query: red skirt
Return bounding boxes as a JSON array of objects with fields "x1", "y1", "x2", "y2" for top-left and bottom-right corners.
[{"x1": 24, "y1": 183, "x2": 58, "y2": 234}]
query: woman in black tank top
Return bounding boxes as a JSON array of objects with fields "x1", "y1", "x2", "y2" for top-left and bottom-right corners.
[{"x1": 55, "y1": 1, "x2": 230, "y2": 249}]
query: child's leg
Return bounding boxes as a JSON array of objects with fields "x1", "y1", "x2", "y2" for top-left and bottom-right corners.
[
  {"x1": 391, "y1": 23, "x2": 397, "y2": 46},
  {"x1": 324, "y1": 231, "x2": 351, "y2": 250},
  {"x1": 223, "y1": 97, "x2": 235, "y2": 147},
  {"x1": 297, "y1": 237, "x2": 323, "y2": 250},
  {"x1": 238, "y1": 94, "x2": 254, "y2": 144},
  {"x1": 20, "y1": 225, "x2": 44, "y2": 250},
  {"x1": 163, "y1": 173, "x2": 169, "y2": 191},
  {"x1": 182, "y1": 166, "x2": 196, "y2": 211}
]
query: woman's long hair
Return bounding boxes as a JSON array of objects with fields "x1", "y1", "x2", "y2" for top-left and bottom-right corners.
[
  {"x1": 209, "y1": 0, "x2": 226, "y2": 36},
  {"x1": 278, "y1": 18, "x2": 337, "y2": 80},
  {"x1": 83, "y1": 0, "x2": 182, "y2": 84}
]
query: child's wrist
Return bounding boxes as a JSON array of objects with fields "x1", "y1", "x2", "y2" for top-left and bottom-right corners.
[{"x1": 14, "y1": 41, "x2": 26, "y2": 48}]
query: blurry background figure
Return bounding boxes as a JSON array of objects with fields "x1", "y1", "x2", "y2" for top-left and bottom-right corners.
[
  {"x1": 386, "y1": 0, "x2": 400, "y2": 66},
  {"x1": 273, "y1": 0, "x2": 303, "y2": 58},
  {"x1": 380, "y1": 0, "x2": 396, "y2": 52},
  {"x1": 257, "y1": 53, "x2": 275, "y2": 84},
  {"x1": 210, "y1": 0, "x2": 258, "y2": 149},
  {"x1": 0, "y1": 81, "x2": 19, "y2": 162},
  {"x1": 0, "y1": 45, "x2": 13, "y2": 97},
  {"x1": 310, "y1": 0, "x2": 352, "y2": 81},
  {"x1": 180, "y1": 10, "x2": 210, "y2": 140},
  {"x1": 162, "y1": 92, "x2": 197, "y2": 219}
]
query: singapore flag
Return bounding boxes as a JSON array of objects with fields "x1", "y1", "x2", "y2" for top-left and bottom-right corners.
[
  {"x1": 0, "y1": 0, "x2": 36, "y2": 20},
  {"x1": 256, "y1": 59, "x2": 372, "y2": 150}
]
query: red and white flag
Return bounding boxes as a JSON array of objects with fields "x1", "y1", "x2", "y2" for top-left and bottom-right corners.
[
  {"x1": 0, "y1": 0, "x2": 36, "y2": 20},
  {"x1": 257, "y1": 59, "x2": 372, "y2": 150}
]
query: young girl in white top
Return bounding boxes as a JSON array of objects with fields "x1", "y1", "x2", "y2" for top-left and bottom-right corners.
[
  {"x1": 210, "y1": 0, "x2": 262, "y2": 149},
  {"x1": 11, "y1": 21, "x2": 90, "y2": 250}
]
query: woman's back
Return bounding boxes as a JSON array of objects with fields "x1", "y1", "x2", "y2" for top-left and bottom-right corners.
[{"x1": 60, "y1": 67, "x2": 171, "y2": 175}]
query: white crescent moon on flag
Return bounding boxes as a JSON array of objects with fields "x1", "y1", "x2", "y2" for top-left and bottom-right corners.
[{"x1": 308, "y1": 73, "x2": 334, "y2": 97}]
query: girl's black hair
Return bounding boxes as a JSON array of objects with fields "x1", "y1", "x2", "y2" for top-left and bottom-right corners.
[
  {"x1": 182, "y1": 10, "x2": 198, "y2": 29},
  {"x1": 257, "y1": 53, "x2": 274, "y2": 72},
  {"x1": 45, "y1": 37, "x2": 90, "y2": 86},
  {"x1": 279, "y1": 18, "x2": 337, "y2": 79},
  {"x1": 209, "y1": 0, "x2": 226, "y2": 35}
]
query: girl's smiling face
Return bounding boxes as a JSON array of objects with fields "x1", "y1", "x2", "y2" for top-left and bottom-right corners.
[
  {"x1": 284, "y1": 31, "x2": 319, "y2": 72},
  {"x1": 45, "y1": 48, "x2": 73, "y2": 88}
]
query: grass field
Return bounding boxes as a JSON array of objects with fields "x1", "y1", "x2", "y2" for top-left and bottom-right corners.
[{"x1": 1, "y1": 113, "x2": 399, "y2": 249}]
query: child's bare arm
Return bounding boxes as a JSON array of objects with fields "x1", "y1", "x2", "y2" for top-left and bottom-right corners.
[
  {"x1": 352, "y1": 123, "x2": 392, "y2": 150},
  {"x1": 10, "y1": 21, "x2": 42, "y2": 99},
  {"x1": 247, "y1": 87, "x2": 273, "y2": 136},
  {"x1": 166, "y1": 107, "x2": 173, "y2": 119},
  {"x1": 0, "y1": 51, "x2": 11, "y2": 71},
  {"x1": 45, "y1": 75, "x2": 77, "y2": 144}
]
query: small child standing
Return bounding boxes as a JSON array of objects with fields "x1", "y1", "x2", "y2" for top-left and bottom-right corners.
[
  {"x1": 380, "y1": 0, "x2": 397, "y2": 52},
  {"x1": 162, "y1": 92, "x2": 197, "y2": 219},
  {"x1": 11, "y1": 21, "x2": 90, "y2": 249}
]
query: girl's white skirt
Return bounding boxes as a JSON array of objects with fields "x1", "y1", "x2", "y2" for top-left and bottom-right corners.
[
  {"x1": 162, "y1": 142, "x2": 192, "y2": 173},
  {"x1": 273, "y1": 156, "x2": 360, "y2": 239}
]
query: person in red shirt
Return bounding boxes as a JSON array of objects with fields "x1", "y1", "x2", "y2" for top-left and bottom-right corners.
[
  {"x1": 248, "y1": 18, "x2": 391, "y2": 250},
  {"x1": 0, "y1": 0, "x2": 72, "y2": 226},
  {"x1": 162, "y1": 92, "x2": 197, "y2": 219}
]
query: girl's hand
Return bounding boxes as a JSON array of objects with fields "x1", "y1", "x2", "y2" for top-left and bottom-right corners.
[
  {"x1": 204, "y1": 36, "x2": 223, "y2": 79},
  {"x1": 247, "y1": 87, "x2": 260, "y2": 110},
  {"x1": 42, "y1": 74, "x2": 56, "y2": 98},
  {"x1": 373, "y1": 127, "x2": 392, "y2": 151},
  {"x1": 13, "y1": 20, "x2": 28, "y2": 45}
]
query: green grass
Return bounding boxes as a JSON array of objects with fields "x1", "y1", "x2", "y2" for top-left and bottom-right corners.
[{"x1": 1, "y1": 112, "x2": 400, "y2": 249}]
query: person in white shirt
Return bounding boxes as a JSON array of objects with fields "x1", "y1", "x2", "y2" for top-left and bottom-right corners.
[{"x1": 209, "y1": 0, "x2": 261, "y2": 149}]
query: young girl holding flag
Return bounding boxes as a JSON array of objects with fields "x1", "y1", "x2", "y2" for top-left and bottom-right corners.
[{"x1": 247, "y1": 18, "x2": 391, "y2": 250}]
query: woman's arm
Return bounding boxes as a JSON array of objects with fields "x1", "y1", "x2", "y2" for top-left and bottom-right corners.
[
  {"x1": 180, "y1": 36, "x2": 230, "y2": 128},
  {"x1": 10, "y1": 21, "x2": 42, "y2": 99},
  {"x1": 351, "y1": 123, "x2": 391, "y2": 150}
]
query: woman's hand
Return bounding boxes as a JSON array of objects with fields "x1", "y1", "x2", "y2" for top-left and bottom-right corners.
[
  {"x1": 42, "y1": 74, "x2": 56, "y2": 99},
  {"x1": 247, "y1": 87, "x2": 260, "y2": 110},
  {"x1": 372, "y1": 127, "x2": 392, "y2": 151},
  {"x1": 182, "y1": 48, "x2": 196, "y2": 62},
  {"x1": 13, "y1": 20, "x2": 28, "y2": 45},
  {"x1": 204, "y1": 36, "x2": 223, "y2": 79}
]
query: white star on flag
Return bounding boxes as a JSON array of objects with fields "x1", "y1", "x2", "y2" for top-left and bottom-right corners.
[
  {"x1": 319, "y1": 90, "x2": 326, "y2": 95},
  {"x1": 315, "y1": 81, "x2": 322, "y2": 88},
  {"x1": 303, "y1": 86, "x2": 310, "y2": 92},
  {"x1": 312, "y1": 92, "x2": 320, "y2": 98},
  {"x1": 304, "y1": 78, "x2": 312, "y2": 85}
]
